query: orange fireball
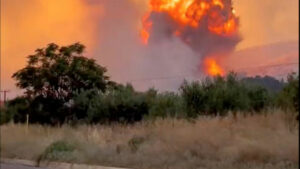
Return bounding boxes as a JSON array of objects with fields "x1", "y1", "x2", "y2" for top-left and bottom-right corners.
[
  {"x1": 140, "y1": 0, "x2": 239, "y2": 76},
  {"x1": 204, "y1": 58, "x2": 225, "y2": 76},
  {"x1": 140, "y1": 0, "x2": 238, "y2": 43}
]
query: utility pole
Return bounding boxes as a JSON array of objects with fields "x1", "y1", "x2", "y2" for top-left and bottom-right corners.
[{"x1": 0, "y1": 90, "x2": 10, "y2": 104}]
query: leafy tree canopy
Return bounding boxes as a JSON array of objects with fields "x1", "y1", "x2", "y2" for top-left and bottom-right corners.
[
  {"x1": 13, "y1": 43, "x2": 114, "y2": 102},
  {"x1": 277, "y1": 72, "x2": 299, "y2": 112}
]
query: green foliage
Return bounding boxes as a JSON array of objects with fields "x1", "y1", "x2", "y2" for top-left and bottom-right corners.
[
  {"x1": 13, "y1": 43, "x2": 111, "y2": 100},
  {"x1": 180, "y1": 80, "x2": 207, "y2": 117},
  {"x1": 29, "y1": 96, "x2": 68, "y2": 124},
  {"x1": 147, "y1": 91, "x2": 185, "y2": 119},
  {"x1": 0, "y1": 107, "x2": 11, "y2": 125},
  {"x1": 180, "y1": 72, "x2": 271, "y2": 117},
  {"x1": 276, "y1": 73, "x2": 299, "y2": 112},
  {"x1": 72, "y1": 84, "x2": 149, "y2": 124},
  {"x1": 0, "y1": 97, "x2": 30, "y2": 124},
  {"x1": 247, "y1": 86, "x2": 270, "y2": 112},
  {"x1": 38, "y1": 140, "x2": 75, "y2": 163},
  {"x1": 11, "y1": 43, "x2": 113, "y2": 125},
  {"x1": 71, "y1": 86, "x2": 187, "y2": 123}
]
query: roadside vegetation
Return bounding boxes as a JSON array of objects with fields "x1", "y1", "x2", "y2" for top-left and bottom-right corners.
[
  {"x1": 0, "y1": 43, "x2": 298, "y2": 169},
  {"x1": 1, "y1": 111, "x2": 298, "y2": 169}
]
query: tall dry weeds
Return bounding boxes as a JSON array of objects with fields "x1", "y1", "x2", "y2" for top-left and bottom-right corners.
[{"x1": 1, "y1": 110, "x2": 298, "y2": 169}]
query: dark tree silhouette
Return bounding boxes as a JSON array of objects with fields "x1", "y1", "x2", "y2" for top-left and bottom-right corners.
[
  {"x1": 277, "y1": 73, "x2": 299, "y2": 112},
  {"x1": 13, "y1": 43, "x2": 112, "y2": 101},
  {"x1": 12, "y1": 43, "x2": 114, "y2": 124}
]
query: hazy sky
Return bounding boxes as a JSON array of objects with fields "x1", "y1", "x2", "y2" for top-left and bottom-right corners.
[
  {"x1": 234, "y1": 0, "x2": 299, "y2": 50},
  {"x1": 1, "y1": 0, "x2": 299, "y2": 97}
]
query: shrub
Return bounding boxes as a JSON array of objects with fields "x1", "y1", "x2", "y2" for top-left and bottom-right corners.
[
  {"x1": 72, "y1": 84, "x2": 149, "y2": 124},
  {"x1": 276, "y1": 73, "x2": 299, "y2": 112},
  {"x1": 180, "y1": 72, "x2": 271, "y2": 117},
  {"x1": 247, "y1": 86, "x2": 270, "y2": 112},
  {"x1": 147, "y1": 92, "x2": 185, "y2": 119},
  {"x1": 29, "y1": 96, "x2": 70, "y2": 125},
  {"x1": 180, "y1": 80, "x2": 207, "y2": 118},
  {"x1": 0, "y1": 107, "x2": 11, "y2": 125},
  {"x1": 3, "y1": 96, "x2": 75, "y2": 125},
  {"x1": 128, "y1": 136, "x2": 145, "y2": 153},
  {"x1": 1, "y1": 97, "x2": 30, "y2": 124},
  {"x1": 38, "y1": 140, "x2": 76, "y2": 163}
]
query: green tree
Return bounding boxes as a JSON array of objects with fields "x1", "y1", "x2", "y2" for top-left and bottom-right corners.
[
  {"x1": 180, "y1": 72, "x2": 271, "y2": 117},
  {"x1": 148, "y1": 91, "x2": 184, "y2": 119},
  {"x1": 12, "y1": 43, "x2": 114, "y2": 125},
  {"x1": 277, "y1": 73, "x2": 299, "y2": 112},
  {"x1": 13, "y1": 43, "x2": 112, "y2": 101},
  {"x1": 72, "y1": 84, "x2": 149, "y2": 124}
]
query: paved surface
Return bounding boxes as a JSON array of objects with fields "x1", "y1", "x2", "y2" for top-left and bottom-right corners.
[
  {"x1": 0, "y1": 159, "x2": 130, "y2": 169},
  {"x1": 0, "y1": 163, "x2": 48, "y2": 169}
]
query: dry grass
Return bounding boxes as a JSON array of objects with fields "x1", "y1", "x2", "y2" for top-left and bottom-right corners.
[{"x1": 1, "y1": 110, "x2": 298, "y2": 169}]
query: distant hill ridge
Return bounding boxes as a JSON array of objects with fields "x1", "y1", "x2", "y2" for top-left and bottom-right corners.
[
  {"x1": 227, "y1": 40, "x2": 299, "y2": 79},
  {"x1": 241, "y1": 75, "x2": 285, "y2": 93}
]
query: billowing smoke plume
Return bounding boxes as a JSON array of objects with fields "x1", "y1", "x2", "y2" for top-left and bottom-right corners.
[{"x1": 141, "y1": 0, "x2": 242, "y2": 76}]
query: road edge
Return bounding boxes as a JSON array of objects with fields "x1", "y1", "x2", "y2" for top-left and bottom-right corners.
[{"x1": 0, "y1": 158, "x2": 131, "y2": 169}]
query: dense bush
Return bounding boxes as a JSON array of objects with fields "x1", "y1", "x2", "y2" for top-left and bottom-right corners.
[
  {"x1": 0, "y1": 107, "x2": 10, "y2": 125},
  {"x1": 146, "y1": 91, "x2": 185, "y2": 119},
  {"x1": 180, "y1": 72, "x2": 271, "y2": 117},
  {"x1": 247, "y1": 86, "x2": 270, "y2": 112},
  {"x1": 276, "y1": 73, "x2": 299, "y2": 112},
  {"x1": 0, "y1": 97, "x2": 29, "y2": 124},
  {"x1": 72, "y1": 84, "x2": 149, "y2": 124},
  {"x1": 29, "y1": 96, "x2": 70, "y2": 124},
  {"x1": 71, "y1": 85, "x2": 187, "y2": 123},
  {"x1": 3, "y1": 96, "x2": 73, "y2": 125},
  {"x1": 38, "y1": 140, "x2": 76, "y2": 163}
]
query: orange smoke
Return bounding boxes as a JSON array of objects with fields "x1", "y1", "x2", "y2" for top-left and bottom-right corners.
[{"x1": 204, "y1": 58, "x2": 225, "y2": 76}]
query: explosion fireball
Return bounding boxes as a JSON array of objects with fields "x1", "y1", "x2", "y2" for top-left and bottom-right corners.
[
  {"x1": 204, "y1": 58, "x2": 225, "y2": 76},
  {"x1": 140, "y1": 0, "x2": 241, "y2": 76}
]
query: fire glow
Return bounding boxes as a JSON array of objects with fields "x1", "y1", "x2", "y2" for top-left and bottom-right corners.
[
  {"x1": 140, "y1": 0, "x2": 240, "y2": 76},
  {"x1": 204, "y1": 58, "x2": 224, "y2": 76}
]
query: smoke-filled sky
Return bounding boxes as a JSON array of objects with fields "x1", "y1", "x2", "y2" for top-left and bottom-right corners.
[{"x1": 1, "y1": 0, "x2": 299, "y2": 97}]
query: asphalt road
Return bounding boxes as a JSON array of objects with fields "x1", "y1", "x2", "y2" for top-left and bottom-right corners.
[{"x1": 0, "y1": 163, "x2": 48, "y2": 169}]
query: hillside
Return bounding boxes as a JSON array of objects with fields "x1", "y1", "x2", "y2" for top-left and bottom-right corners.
[
  {"x1": 241, "y1": 76, "x2": 285, "y2": 93},
  {"x1": 225, "y1": 41, "x2": 299, "y2": 79}
]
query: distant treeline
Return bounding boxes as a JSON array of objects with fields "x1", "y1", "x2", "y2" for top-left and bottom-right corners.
[{"x1": 0, "y1": 43, "x2": 298, "y2": 125}]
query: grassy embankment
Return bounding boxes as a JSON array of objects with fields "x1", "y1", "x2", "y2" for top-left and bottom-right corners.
[{"x1": 1, "y1": 110, "x2": 298, "y2": 169}]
